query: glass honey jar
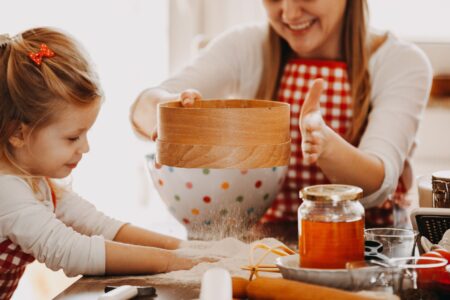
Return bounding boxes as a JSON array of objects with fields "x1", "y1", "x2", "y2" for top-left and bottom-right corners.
[
  {"x1": 298, "y1": 184, "x2": 365, "y2": 269},
  {"x1": 432, "y1": 170, "x2": 450, "y2": 208}
]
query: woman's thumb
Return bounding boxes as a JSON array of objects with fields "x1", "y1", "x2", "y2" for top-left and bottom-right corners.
[{"x1": 300, "y1": 78, "x2": 324, "y2": 119}]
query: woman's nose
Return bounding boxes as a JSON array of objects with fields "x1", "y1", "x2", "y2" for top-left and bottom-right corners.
[{"x1": 281, "y1": 0, "x2": 303, "y2": 23}]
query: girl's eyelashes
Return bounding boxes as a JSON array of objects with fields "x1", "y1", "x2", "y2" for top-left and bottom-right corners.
[{"x1": 67, "y1": 137, "x2": 80, "y2": 142}]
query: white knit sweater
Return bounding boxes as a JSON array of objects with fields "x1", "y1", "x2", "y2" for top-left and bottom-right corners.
[{"x1": 159, "y1": 23, "x2": 433, "y2": 207}]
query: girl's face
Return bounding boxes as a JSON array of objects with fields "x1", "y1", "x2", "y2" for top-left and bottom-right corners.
[
  {"x1": 263, "y1": 0, "x2": 347, "y2": 59},
  {"x1": 13, "y1": 100, "x2": 101, "y2": 178}
]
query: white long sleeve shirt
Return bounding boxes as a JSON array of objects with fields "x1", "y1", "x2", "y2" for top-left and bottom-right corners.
[
  {"x1": 0, "y1": 175, "x2": 124, "y2": 276},
  {"x1": 159, "y1": 23, "x2": 433, "y2": 207}
]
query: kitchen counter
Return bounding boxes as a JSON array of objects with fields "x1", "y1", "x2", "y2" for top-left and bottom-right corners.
[
  {"x1": 54, "y1": 222, "x2": 298, "y2": 300},
  {"x1": 54, "y1": 277, "x2": 198, "y2": 300}
]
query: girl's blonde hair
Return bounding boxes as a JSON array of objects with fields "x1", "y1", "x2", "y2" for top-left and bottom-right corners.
[
  {"x1": 256, "y1": 0, "x2": 374, "y2": 145},
  {"x1": 0, "y1": 27, "x2": 102, "y2": 196}
]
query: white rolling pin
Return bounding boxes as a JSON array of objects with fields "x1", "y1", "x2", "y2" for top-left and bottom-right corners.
[{"x1": 199, "y1": 268, "x2": 232, "y2": 300}]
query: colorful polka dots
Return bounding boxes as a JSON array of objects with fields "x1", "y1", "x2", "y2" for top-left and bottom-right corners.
[{"x1": 146, "y1": 153, "x2": 288, "y2": 236}]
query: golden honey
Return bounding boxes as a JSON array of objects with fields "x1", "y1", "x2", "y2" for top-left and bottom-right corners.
[
  {"x1": 298, "y1": 184, "x2": 365, "y2": 269},
  {"x1": 299, "y1": 218, "x2": 364, "y2": 268}
]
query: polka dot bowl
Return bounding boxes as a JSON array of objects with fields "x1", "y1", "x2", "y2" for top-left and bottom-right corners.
[{"x1": 146, "y1": 153, "x2": 287, "y2": 240}]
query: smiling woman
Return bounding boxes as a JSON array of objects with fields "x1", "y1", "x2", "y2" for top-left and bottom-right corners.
[
  {"x1": 131, "y1": 0, "x2": 432, "y2": 231},
  {"x1": 0, "y1": 1, "x2": 173, "y2": 299},
  {"x1": 165, "y1": 0, "x2": 447, "y2": 225},
  {"x1": 170, "y1": 0, "x2": 450, "y2": 72}
]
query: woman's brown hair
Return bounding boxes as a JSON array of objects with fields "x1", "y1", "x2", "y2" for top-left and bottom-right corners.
[
  {"x1": 0, "y1": 27, "x2": 102, "y2": 194},
  {"x1": 256, "y1": 0, "x2": 374, "y2": 145}
]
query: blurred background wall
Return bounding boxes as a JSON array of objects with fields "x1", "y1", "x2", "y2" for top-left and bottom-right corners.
[{"x1": 1, "y1": 0, "x2": 449, "y2": 298}]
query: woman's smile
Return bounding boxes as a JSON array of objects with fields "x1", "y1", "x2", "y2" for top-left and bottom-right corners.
[{"x1": 285, "y1": 18, "x2": 317, "y2": 33}]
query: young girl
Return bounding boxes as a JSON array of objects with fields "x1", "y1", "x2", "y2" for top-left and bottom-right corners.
[
  {"x1": 130, "y1": 0, "x2": 432, "y2": 228},
  {"x1": 0, "y1": 27, "x2": 211, "y2": 299}
]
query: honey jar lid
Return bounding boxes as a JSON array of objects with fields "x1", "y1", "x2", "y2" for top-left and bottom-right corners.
[
  {"x1": 432, "y1": 170, "x2": 450, "y2": 182},
  {"x1": 299, "y1": 184, "x2": 363, "y2": 202}
]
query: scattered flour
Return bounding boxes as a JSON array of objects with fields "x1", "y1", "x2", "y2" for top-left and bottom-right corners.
[
  {"x1": 149, "y1": 237, "x2": 285, "y2": 286},
  {"x1": 80, "y1": 237, "x2": 287, "y2": 290}
]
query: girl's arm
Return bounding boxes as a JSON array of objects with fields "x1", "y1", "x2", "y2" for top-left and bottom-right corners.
[
  {"x1": 57, "y1": 189, "x2": 186, "y2": 250},
  {"x1": 104, "y1": 240, "x2": 200, "y2": 274},
  {"x1": 1, "y1": 177, "x2": 213, "y2": 277},
  {"x1": 113, "y1": 223, "x2": 180, "y2": 250},
  {"x1": 55, "y1": 190, "x2": 125, "y2": 241},
  {"x1": 56, "y1": 189, "x2": 187, "y2": 250}
]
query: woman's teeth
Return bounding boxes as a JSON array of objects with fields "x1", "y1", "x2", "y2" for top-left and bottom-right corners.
[{"x1": 288, "y1": 20, "x2": 315, "y2": 31}]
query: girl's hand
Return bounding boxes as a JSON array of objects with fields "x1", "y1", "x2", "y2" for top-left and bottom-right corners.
[
  {"x1": 166, "y1": 254, "x2": 218, "y2": 272},
  {"x1": 149, "y1": 89, "x2": 202, "y2": 141},
  {"x1": 299, "y1": 79, "x2": 332, "y2": 164}
]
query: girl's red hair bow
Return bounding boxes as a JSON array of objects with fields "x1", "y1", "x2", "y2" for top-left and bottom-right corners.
[{"x1": 28, "y1": 43, "x2": 55, "y2": 66}]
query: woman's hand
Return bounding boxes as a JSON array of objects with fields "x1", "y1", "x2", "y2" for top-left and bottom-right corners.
[
  {"x1": 130, "y1": 88, "x2": 202, "y2": 141},
  {"x1": 148, "y1": 89, "x2": 202, "y2": 141},
  {"x1": 299, "y1": 79, "x2": 333, "y2": 164},
  {"x1": 298, "y1": 79, "x2": 385, "y2": 194},
  {"x1": 148, "y1": 89, "x2": 203, "y2": 141},
  {"x1": 179, "y1": 89, "x2": 202, "y2": 107}
]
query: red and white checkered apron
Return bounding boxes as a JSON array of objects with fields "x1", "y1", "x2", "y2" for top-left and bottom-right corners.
[
  {"x1": 0, "y1": 240, "x2": 35, "y2": 300},
  {"x1": 0, "y1": 180, "x2": 57, "y2": 300},
  {"x1": 262, "y1": 59, "x2": 407, "y2": 227}
]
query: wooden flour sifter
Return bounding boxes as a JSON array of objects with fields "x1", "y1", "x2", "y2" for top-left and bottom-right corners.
[{"x1": 156, "y1": 99, "x2": 291, "y2": 169}]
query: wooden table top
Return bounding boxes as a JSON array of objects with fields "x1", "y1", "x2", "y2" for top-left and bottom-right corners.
[
  {"x1": 54, "y1": 222, "x2": 298, "y2": 300},
  {"x1": 54, "y1": 276, "x2": 199, "y2": 300}
]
